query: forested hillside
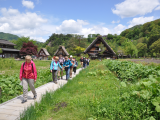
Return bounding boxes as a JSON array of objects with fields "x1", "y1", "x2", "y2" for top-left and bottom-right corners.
[
  {"x1": 103, "y1": 19, "x2": 160, "y2": 58},
  {"x1": 0, "y1": 32, "x2": 19, "y2": 40}
]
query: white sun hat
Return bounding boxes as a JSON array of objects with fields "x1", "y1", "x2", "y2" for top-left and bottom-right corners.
[{"x1": 70, "y1": 55, "x2": 73, "y2": 57}]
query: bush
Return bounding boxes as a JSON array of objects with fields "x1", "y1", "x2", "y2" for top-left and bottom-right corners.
[{"x1": 48, "y1": 56, "x2": 52, "y2": 60}]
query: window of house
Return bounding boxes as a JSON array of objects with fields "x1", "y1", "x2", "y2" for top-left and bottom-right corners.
[{"x1": 95, "y1": 47, "x2": 99, "y2": 50}]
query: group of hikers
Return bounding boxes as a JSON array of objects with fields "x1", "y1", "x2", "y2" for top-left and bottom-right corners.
[{"x1": 19, "y1": 55, "x2": 90, "y2": 103}]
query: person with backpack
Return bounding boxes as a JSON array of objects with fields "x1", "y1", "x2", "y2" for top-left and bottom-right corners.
[
  {"x1": 80, "y1": 56, "x2": 83, "y2": 68},
  {"x1": 19, "y1": 55, "x2": 37, "y2": 104},
  {"x1": 69, "y1": 55, "x2": 75, "y2": 78},
  {"x1": 73, "y1": 59, "x2": 78, "y2": 75},
  {"x1": 63, "y1": 56, "x2": 72, "y2": 80},
  {"x1": 83, "y1": 57, "x2": 86, "y2": 68},
  {"x1": 50, "y1": 56, "x2": 62, "y2": 84},
  {"x1": 58, "y1": 54, "x2": 65, "y2": 80},
  {"x1": 87, "y1": 58, "x2": 90, "y2": 66}
]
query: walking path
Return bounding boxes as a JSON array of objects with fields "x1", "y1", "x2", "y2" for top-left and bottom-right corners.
[{"x1": 0, "y1": 68, "x2": 82, "y2": 120}]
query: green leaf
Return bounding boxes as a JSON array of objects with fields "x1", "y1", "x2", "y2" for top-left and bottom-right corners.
[
  {"x1": 141, "y1": 81, "x2": 152, "y2": 87},
  {"x1": 152, "y1": 97, "x2": 160, "y2": 112},
  {"x1": 158, "y1": 71, "x2": 160, "y2": 76},
  {"x1": 121, "y1": 92, "x2": 130, "y2": 99},
  {"x1": 9, "y1": 90, "x2": 14, "y2": 95},
  {"x1": 149, "y1": 116, "x2": 156, "y2": 120},
  {"x1": 5, "y1": 81, "x2": 11, "y2": 85},
  {"x1": 132, "y1": 91, "x2": 139, "y2": 95},
  {"x1": 140, "y1": 90, "x2": 151, "y2": 99},
  {"x1": 120, "y1": 82, "x2": 126, "y2": 87},
  {"x1": 155, "y1": 106, "x2": 160, "y2": 112}
]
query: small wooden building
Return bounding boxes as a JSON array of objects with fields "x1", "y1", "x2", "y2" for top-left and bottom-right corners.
[
  {"x1": 38, "y1": 48, "x2": 50, "y2": 60},
  {"x1": 54, "y1": 46, "x2": 69, "y2": 57},
  {"x1": 84, "y1": 36, "x2": 116, "y2": 59},
  {"x1": 0, "y1": 39, "x2": 20, "y2": 58}
]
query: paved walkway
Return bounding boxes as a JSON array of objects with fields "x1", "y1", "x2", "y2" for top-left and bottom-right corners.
[{"x1": 0, "y1": 68, "x2": 82, "y2": 120}]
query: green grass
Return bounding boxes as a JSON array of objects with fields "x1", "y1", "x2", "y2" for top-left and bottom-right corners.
[
  {"x1": 20, "y1": 60, "x2": 160, "y2": 120},
  {"x1": 0, "y1": 58, "x2": 52, "y2": 75}
]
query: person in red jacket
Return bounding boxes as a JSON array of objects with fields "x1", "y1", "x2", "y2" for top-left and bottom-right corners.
[{"x1": 20, "y1": 55, "x2": 37, "y2": 103}]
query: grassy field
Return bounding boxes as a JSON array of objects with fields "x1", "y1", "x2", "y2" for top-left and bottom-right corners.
[
  {"x1": 0, "y1": 58, "x2": 51, "y2": 75},
  {"x1": 20, "y1": 60, "x2": 160, "y2": 120}
]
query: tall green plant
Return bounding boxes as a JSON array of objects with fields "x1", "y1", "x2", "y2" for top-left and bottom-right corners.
[{"x1": 0, "y1": 48, "x2": 2, "y2": 54}]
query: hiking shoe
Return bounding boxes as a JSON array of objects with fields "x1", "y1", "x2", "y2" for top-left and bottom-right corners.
[
  {"x1": 58, "y1": 77, "x2": 60, "y2": 80},
  {"x1": 21, "y1": 100, "x2": 27, "y2": 104},
  {"x1": 33, "y1": 95, "x2": 37, "y2": 99},
  {"x1": 61, "y1": 76, "x2": 63, "y2": 79}
]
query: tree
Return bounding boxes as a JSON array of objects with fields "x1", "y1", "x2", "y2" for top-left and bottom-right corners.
[
  {"x1": 74, "y1": 46, "x2": 85, "y2": 54},
  {"x1": 99, "y1": 42, "x2": 106, "y2": 55},
  {"x1": 150, "y1": 39, "x2": 160, "y2": 58},
  {"x1": 107, "y1": 34, "x2": 114, "y2": 40},
  {"x1": 20, "y1": 42, "x2": 38, "y2": 56},
  {"x1": 11, "y1": 36, "x2": 37, "y2": 50},
  {"x1": 124, "y1": 41, "x2": 138, "y2": 57},
  {"x1": 136, "y1": 43, "x2": 147, "y2": 57}
]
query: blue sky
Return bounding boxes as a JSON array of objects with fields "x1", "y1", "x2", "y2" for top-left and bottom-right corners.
[{"x1": 0, "y1": 0, "x2": 160, "y2": 42}]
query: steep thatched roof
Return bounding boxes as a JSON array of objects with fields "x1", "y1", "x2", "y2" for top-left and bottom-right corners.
[
  {"x1": 54, "y1": 46, "x2": 69, "y2": 56},
  {"x1": 84, "y1": 36, "x2": 116, "y2": 55},
  {"x1": 38, "y1": 48, "x2": 50, "y2": 56}
]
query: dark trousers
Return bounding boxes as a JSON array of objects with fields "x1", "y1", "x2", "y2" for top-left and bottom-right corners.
[
  {"x1": 52, "y1": 70, "x2": 58, "y2": 82},
  {"x1": 73, "y1": 67, "x2": 77, "y2": 73},
  {"x1": 83, "y1": 63, "x2": 86, "y2": 68},
  {"x1": 65, "y1": 68, "x2": 70, "y2": 80}
]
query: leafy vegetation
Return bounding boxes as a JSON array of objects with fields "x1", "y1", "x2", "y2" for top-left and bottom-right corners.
[
  {"x1": 0, "y1": 59, "x2": 53, "y2": 103},
  {"x1": 20, "y1": 60, "x2": 160, "y2": 120},
  {"x1": 0, "y1": 69, "x2": 52, "y2": 103},
  {"x1": 104, "y1": 60, "x2": 160, "y2": 82}
]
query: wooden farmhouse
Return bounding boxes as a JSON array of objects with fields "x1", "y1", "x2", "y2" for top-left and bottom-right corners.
[
  {"x1": 84, "y1": 36, "x2": 116, "y2": 59},
  {"x1": 54, "y1": 46, "x2": 69, "y2": 57},
  {"x1": 0, "y1": 39, "x2": 20, "y2": 58},
  {"x1": 38, "y1": 48, "x2": 50, "y2": 60}
]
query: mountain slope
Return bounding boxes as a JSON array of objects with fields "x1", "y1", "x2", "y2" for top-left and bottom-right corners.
[{"x1": 0, "y1": 32, "x2": 19, "y2": 40}]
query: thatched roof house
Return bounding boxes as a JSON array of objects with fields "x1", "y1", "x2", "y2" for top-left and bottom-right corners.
[
  {"x1": 38, "y1": 48, "x2": 50, "y2": 60},
  {"x1": 84, "y1": 36, "x2": 116, "y2": 59},
  {"x1": 54, "y1": 46, "x2": 69, "y2": 56}
]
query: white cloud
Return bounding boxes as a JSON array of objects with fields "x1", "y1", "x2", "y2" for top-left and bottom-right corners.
[
  {"x1": 22, "y1": 0, "x2": 34, "y2": 9},
  {"x1": 128, "y1": 16, "x2": 154, "y2": 28},
  {"x1": 112, "y1": 20, "x2": 120, "y2": 24},
  {"x1": 56, "y1": 19, "x2": 111, "y2": 37},
  {"x1": 113, "y1": 24, "x2": 126, "y2": 34},
  {"x1": 155, "y1": 5, "x2": 160, "y2": 10},
  {"x1": 112, "y1": 0, "x2": 160, "y2": 18},
  {"x1": 56, "y1": 19, "x2": 89, "y2": 34},
  {"x1": 0, "y1": 8, "x2": 49, "y2": 42}
]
